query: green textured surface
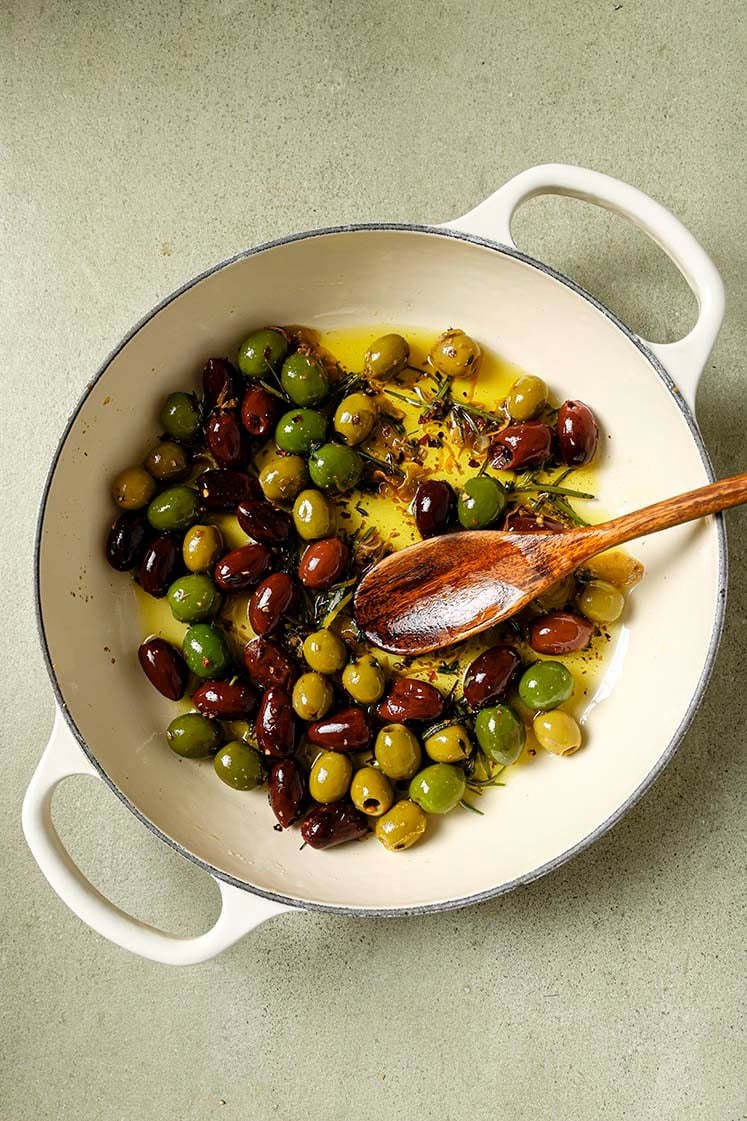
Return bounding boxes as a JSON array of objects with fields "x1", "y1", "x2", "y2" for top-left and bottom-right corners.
[{"x1": 1, "y1": 2, "x2": 745, "y2": 1119}]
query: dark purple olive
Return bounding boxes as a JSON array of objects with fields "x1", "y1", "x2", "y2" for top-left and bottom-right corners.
[
  {"x1": 236, "y1": 499, "x2": 293, "y2": 546},
  {"x1": 528, "y1": 611, "x2": 594, "y2": 655},
  {"x1": 301, "y1": 802, "x2": 369, "y2": 849},
  {"x1": 197, "y1": 469, "x2": 260, "y2": 510},
  {"x1": 105, "y1": 511, "x2": 149, "y2": 571},
  {"x1": 249, "y1": 573, "x2": 296, "y2": 636},
  {"x1": 138, "y1": 533, "x2": 181, "y2": 597},
  {"x1": 214, "y1": 543, "x2": 273, "y2": 592},
  {"x1": 206, "y1": 409, "x2": 251, "y2": 469},
  {"x1": 256, "y1": 688, "x2": 297, "y2": 758},
  {"x1": 243, "y1": 637, "x2": 299, "y2": 692},
  {"x1": 376, "y1": 679, "x2": 444, "y2": 723},
  {"x1": 268, "y1": 758, "x2": 306, "y2": 828},
  {"x1": 241, "y1": 385, "x2": 282, "y2": 438},
  {"x1": 557, "y1": 400, "x2": 599, "y2": 466},
  {"x1": 298, "y1": 538, "x2": 349, "y2": 590},
  {"x1": 413, "y1": 479, "x2": 456, "y2": 539},
  {"x1": 202, "y1": 357, "x2": 243, "y2": 412},
  {"x1": 489, "y1": 421, "x2": 553, "y2": 470},
  {"x1": 192, "y1": 679, "x2": 256, "y2": 718},
  {"x1": 463, "y1": 645, "x2": 521, "y2": 709},
  {"x1": 138, "y1": 637, "x2": 188, "y2": 700},
  {"x1": 307, "y1": 707, "x2": 371, "y2": 752},
  {"x1": 504, "y1": 508, "x2": 565, "y2": 533}
]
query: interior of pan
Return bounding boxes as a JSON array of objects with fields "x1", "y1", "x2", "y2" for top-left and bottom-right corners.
[{"x1": 36, "y1": 226, "x2": 724, "y2": 911}]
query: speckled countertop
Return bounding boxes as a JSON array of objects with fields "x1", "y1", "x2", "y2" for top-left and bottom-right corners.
[{"x1": 1, "y1": 2, "x2": 745, "y2": 1119}]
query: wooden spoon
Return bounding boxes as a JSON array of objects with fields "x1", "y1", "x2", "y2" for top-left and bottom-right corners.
[{"x1": 353, "y1": 474, "x2": 746, "y2": 655}]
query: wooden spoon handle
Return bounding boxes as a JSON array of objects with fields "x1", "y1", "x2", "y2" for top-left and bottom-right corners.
[{"x1": 577, "y1": 471, "x2": 747, "y2": 558}]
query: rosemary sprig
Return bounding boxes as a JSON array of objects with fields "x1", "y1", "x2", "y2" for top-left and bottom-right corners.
[
  {"x1": 512, "y1": 483, "x2": 595, "y2": 500},
  {"x1": 358, "y1": 448, "x2": 406, "y2": 479}
]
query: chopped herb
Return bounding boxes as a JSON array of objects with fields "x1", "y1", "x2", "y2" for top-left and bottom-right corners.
[
  {"x1": 358, "y1": 448, "x2": 406, "y2": 479},
  {"x1": 436, "y1": 658, "x2": 460, "y2": 674}
]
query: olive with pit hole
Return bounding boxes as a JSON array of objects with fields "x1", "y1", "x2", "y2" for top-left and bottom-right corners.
[
  {"x1": 342, "y1": 654, "x2": 385, "y2": 704},
  {"x1": 350, "y1": 767, "x2": 394, "y2": 817},
  {"x1": 374, "y1": 724, "x2": 422, "y2": 781},
  {"x1": 243, "y1": 636, "x2": 298, "y2": 692},
  {"x1": 192, "y1": 680, "x2": 256, "y2": 719},
  {"x1": 292, "y1": 489, "x2": 334, "y2": 541},
  {"x1": 333, "y1": 392, "x2": 378, "y2": 446},
  {"x1": 505, "y1": 374, "x2": 549, "y2": 421},
  {"x1": 268, "y1": 758, "x2": 305, "y2": 828},
  {"x1": 309, "y1": 751, "x2": 353, "y2": 803},
  {"x1": 206, "y1": 408, "x2": 251, "y2": 469},
  {"x1": 375, "y1": 800, "x2": 427, "y2": 851},
  {"x1": 182, "y1": 623, "x2": 232, "y2": 679},
  {"x1": 364, "y1": 333, "x2": 409, "y2": 381},
  {"x1": 533, "y1": 710, "x2": 583, "y2": 756},
  {"x1": 489, "y1": 421, "x2": 553, "y2": 470},
  {"x1": 302, "y1": 629, "x2": 347, "y2": 675},
  {"x1": 424, "y1": 723, "x2": 472, "y2": 763},
  {"x1": 557, "y1": 400, "x2": 599, "y2": 466},
  {"x1": 298, "y1": 537, "x2": 349, "y2": 590},
  {"x1": 429, "y1": 328, "x2": 481, "y2": 377},
  {"x1": 236, "y1": 499, "x2": 293, "y2": 546},
  {"x1": 528, "y1": 611, "x2": 594, "y2": 655},
  {"x1": 414, "y1": 479, "x2": 456, "y2": 539},
  {"x1": 111, "y1": 466, "x2": 156, "y2": 510},
  {"x1": 160, "y1": 392, "x2": 201, "y2": 443},
  {"x1": 307, "y1": 707, "x2": 371, "y2": 752},
  {"x1": 138, "y1": 533, "x2": 181, "y2": 597},
  {"x1": 166, "y1": 712, "x2": 223, "y2": 758},
  {"x1": 237, "y1": 327, "x2": 289, "y2": 379},
  {"x1": 376, "y1": 679, "x2": 445, "y2": 723},
  {"x1": 249, "y1": 572, "x2": 297, "y2": 636},
  {"x1": 183, "y1": 524, "x2": 224, "y2": 572},
  {"x1": 138, "y1": 637, "x2": 188, "y2": 700},
  {"x1": 198, "y1": 469, "x2": 260, "y2": 510},
  {"x1": 147, "y1": 486, "x2": 201, "y2": 532},
  {"x1": 106, "y1": 511, "x2": 149, "y2": 571},
  {"x1": 300, "y1": 802, "x2": 369, "y2": 849},
  {"x1": 213, "y1": 741, "x2": 264, "y2": 790},
  {"x1": 167, "y1": 573, "x2": 221, "y2": 623},
  {"x1": 292, "y1": 672, "x2": 334, "y2": 722},
  {"x1": 256, "y1": 688, "x2": 297, "y2": 758},
  {"x1": 241, "y1": 385, "x2": 282, "y2": 438},
  {"x1": 258, "y1": 455, "x2": 308, "y2": 504},
  {"x1": 144, "y1": 441, "x2": 190, "y2": 482},
  {"x1": 203, "y1": 357, "x2": 243, "y2": 412},
  {"x1": 214, "y1": 543, "x2": 273, "y2": 592},
  {"x1": 463, "y1": 645, "x2": 521, "y2": 709}
]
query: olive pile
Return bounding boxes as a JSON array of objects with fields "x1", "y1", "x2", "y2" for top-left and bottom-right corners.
[{"x1": 105, "y1": 325, "x2": 628, "y2": 853}]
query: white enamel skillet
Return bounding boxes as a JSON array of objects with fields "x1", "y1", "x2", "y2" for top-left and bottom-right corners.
[{"x1": 24, "y1": 165, "x2": 726, "y2": 964}]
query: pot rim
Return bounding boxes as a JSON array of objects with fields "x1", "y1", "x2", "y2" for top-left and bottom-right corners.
[{"x1": 34, "y1": 221, "x2": 728, "y2": 915}]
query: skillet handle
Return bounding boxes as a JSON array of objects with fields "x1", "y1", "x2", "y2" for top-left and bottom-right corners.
[
  {"x1": 445, "y1": 163, "x2": 725, "y2": 412},
  {"x1": 22, "y1": 709, "x2": 291, "y2": 965}
]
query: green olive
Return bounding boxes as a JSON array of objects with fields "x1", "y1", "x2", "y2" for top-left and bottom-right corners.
[
  {"x1": 375, "y1": 799, "x2": 427, "y2": 851},
  {"x1": 576, "y1": 579, "x2": 624, "y2": 624},
  {"x1": 213, "y1": 741, "x2": 264, "y2": 789},
  {"x1": 309, "y1": 751, "x2": 353, "y2": 803},
  {"x1": 518, "y1": 661, "x2": 574, "y2": 711},
  {"x1": 144, "y1": 441, "x2": 190, "y2": 482},
  {"x1": 280, "y1": 352, "x2": 330, "y2": 406},
  {"x1": 333, "y1": 392, "x2": 378, "y2": 446},
  {"x1": 374, "y1": 724, "x2": 422, "y2": 781},
  {"x1": 237, "y1": 327, "x2": 289, "y2": 379},
  {"x1": 533, "y1": 711, "x2": 582, "y2": 756},
  {"x1": 292, "y1": 672, "x2": 334, "y2": 721},
  {"x1": 111, "y1": 466, "x2": 156, "y2": 510},
  {"x1": 308, "y1": 443, "x2": 363, "y2": 493},
  {"x1": 350, "y1": 766, "x2": 394, "y2": 817},
  {"x1": 146, "y1": 485, "x2": 201, "y2": 532},
  {"x1": 342, "y1": 655, "x2": 385, "y2": 704},
  {"x1": 505, "y1": 374, "x2": 548, "y2": 421},
  {"x1": 474, "y1": 704, "x2": 526, "y2": 766},
  {"x1": 167, "y1": 574, "x2": 221, "y2": 623},
  {"x1": 364, "y1": 334, "x2": 410, "y2": 381},
  {"x1": 409, "y1": 763, "x2": 466, "y2": 814},
  {"x1": 275, "y1": 408, "x2": 327, "y2": 455},
  {"x1": 424, "y1": 723, "x2": 473, "y2": 763},
  {"x1": 303, "y1": 629, "x2": 347, "y2": 674},
  {"x1": 535, "y1": 574, "x2": 574, "y2": 612},
  {"x1": 429, "y1": 329, "x2": 481, "y2": 378},
  {"x1": 182, "y1": 524, "x2": 224, "y2": 572},
  {"x1": 182, "y1": 623, "x2": 232, "y2": 679},
  {"x1": 258, "y1": 455, "x2": 309, "y2": 504},
  {"x1": 166, "y1": 713, "x2": 223, "y2": 758},
  {"x1": 160, "y1": 392, "x2": 202, "y2": 442},
  {"x1": 457, "y1": 476, "x2": 507, "y2": 529},
  {"x1": 292, "y1": 489, "x2": 334, "y2": 541}
]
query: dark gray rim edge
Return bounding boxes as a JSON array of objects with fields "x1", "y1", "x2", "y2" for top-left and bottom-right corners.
[{"x1": 34, "y1": 222, "x2": 728, "y2": 919}]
